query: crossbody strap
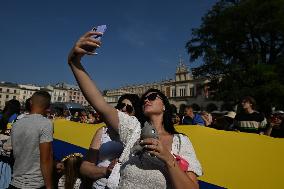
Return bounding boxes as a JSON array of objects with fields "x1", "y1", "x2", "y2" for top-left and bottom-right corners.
[{"x1": 177, "y1": 134, "x2": 182, "y2": 154}]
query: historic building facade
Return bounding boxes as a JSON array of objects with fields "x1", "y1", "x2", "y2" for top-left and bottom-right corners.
[
  {"x1": 0, "y1": 82, "x2": 90, "y2": 110},
  {"x1": 68, "y1": 87, "x2": 89, "y2": 106},
  {"x1": 0, "y1": 82, "x2": 20, "y2": 109},
  {"x1": 51, "y1": 83, "x2": 89, "y2": 106},
  {"x1": 18, "y1": 84, "x2": 41, "y2": 104},
  {"x1": 103, "y1": 59, "x2": 222, "y2": 111},
  {"x1": 0, "y1": 59, "x2": 221, "y2": 111}
]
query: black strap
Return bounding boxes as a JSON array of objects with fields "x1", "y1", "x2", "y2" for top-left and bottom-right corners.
[{"x1": 177, "y1": 134, "x2": 181, "y2": 155}]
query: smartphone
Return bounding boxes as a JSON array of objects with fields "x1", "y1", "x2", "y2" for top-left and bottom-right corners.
[
  {"x1": 84, "y1": 25, "x2": 107, "y2": 53},
  {"x1": 92, "y1": 25, "x2": 107, "y2": 41}
]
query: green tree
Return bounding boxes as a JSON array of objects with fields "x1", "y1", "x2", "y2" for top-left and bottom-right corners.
[{"x1": 186, "y1": 0, "x2": 284, "y2": 113}]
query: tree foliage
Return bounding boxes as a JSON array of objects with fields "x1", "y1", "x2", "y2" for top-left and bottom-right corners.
[{"x1": 186, "y1": 0, "x2": 284, "y2": 112}]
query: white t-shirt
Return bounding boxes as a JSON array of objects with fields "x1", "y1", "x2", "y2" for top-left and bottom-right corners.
[{"x1": 11, "y1": 114, "x2": 53, "y2": 189}]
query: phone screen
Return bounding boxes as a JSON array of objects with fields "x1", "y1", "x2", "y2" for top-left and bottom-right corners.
[{"x1": 92, "y1": 25, "x2": 107, "y2": 41}]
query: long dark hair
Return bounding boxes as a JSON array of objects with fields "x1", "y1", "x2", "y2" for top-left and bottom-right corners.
[
  {"x1": 0, "y1": 99, "x2": 20, "y2": 133},
  {"x1": 63, "y1": 155, "x2": 83, "y2": 189},
  {"x1": 140, "y1": 89, "x2": 178, "y2": 134}
]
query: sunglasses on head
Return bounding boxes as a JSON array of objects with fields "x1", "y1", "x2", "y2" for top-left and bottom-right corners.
[
  {"x1": 116, "y1": 103, "x2": 134, "y2": 114},
  {"x1": 143, "y1": 93, "x2": 161, "y2": 102}
]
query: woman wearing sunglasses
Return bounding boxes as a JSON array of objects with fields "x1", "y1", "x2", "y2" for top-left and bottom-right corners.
[
  {"x1": 68, "y1": 31, "x2": 202, "y2": 189},
  {"x1": 80, "y1": 93, "x2": 141, "y2": 189}
]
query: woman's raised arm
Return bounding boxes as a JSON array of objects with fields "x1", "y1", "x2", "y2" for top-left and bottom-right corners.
[{"x1": 68, "y1": 31, "x2": 119, "y2": 131}]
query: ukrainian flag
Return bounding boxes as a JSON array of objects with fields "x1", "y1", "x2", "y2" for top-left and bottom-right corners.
[{"x1": 53, "y1": 119, "x2": 284, "y2": 189}]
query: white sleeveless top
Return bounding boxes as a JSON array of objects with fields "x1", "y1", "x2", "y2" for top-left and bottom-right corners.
[{"x1": 93, "y1": 127, "x2": 124, "y2": 189}]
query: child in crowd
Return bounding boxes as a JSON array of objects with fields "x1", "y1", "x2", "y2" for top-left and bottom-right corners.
[{"x1": 58, "y1": 153, "x2": 83, "y2": 189}]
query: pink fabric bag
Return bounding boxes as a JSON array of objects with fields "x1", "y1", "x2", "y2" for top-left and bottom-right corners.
[{"x1": 173, "y1": 153, "x2": 189, "y2": 171}]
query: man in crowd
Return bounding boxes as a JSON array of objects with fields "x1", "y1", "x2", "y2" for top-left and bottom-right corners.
[
  {"x1": 234, "y1": 96, "x2": 267, "y2": 134},
  {"x1": 10, "y1": 91, "x2": 53, "y2": 189},
  {"x1": 182, "y1": 105, "x2": 205, "y2": 126}
]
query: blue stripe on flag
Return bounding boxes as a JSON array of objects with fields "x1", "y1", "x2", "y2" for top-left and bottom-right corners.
[
  {"x1": 53, "y1": 139, "x2": 226, "y2": 189},
  {"x1": 52, "y1": 139, "x2": 87, "y2": 161},
  {"x1": 199, "y1": 181, "x2": 226, "y2": 189}
]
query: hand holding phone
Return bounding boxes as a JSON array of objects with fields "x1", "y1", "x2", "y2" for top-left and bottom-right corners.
[
  {"x1": 84, "y1": 25, "x2": 107, "y2": 53},
  {"x1": 92, "y1": 25, "x2": 107, "y2": 41}
]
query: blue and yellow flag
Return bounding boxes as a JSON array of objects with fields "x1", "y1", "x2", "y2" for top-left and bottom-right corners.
[{"x1": 53, "y1": 120, "x2": 284, "y2": 189}]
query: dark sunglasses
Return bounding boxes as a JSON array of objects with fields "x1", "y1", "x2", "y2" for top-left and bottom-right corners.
[
  {"x1": 143, "y1": 93, "x2": 161, "y2": 102},
  {"x1": 116, "y1": 103, "x2": 134, "y2": 114}
]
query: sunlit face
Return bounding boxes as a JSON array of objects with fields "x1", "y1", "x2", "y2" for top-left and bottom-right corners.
[
  {"x1": 117, "y1": 99, "x2": 135, "y2": 116},
  {"x1": 142, "y1": 92, "x2": 164, "y2": 116}
]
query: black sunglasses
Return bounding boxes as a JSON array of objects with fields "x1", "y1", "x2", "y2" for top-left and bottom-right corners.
[
  {"x1": 143, "y1": 93, "x2": 161, "y2": 102},
  {"x1": 116, "y1": 103, "x2": 134, "y2": 114}
]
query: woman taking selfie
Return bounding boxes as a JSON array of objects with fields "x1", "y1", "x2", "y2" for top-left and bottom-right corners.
[{"x1": 68, "y1": 30, "x2": 202, "y2": 189}]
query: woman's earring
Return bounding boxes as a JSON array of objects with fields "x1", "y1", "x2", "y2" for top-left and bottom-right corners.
[{"x1": 163, "y1": 106, "x2": 165, "y2": 111}]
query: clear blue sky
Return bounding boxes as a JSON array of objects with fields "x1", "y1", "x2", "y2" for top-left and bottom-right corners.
[{"x1": 0, "y1": 0, "x2": 217, "y2": 90}]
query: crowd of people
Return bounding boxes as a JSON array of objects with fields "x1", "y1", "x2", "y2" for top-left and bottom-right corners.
[
  {"x1": 0, "y1": 30, "x2": 283, "y2": 189},
  {"x1": 47, "y1": 109, "x2": 103, "y2": 124},
  {"x1": 172, "y1": 96, "x2": 284, "y2": 138}
]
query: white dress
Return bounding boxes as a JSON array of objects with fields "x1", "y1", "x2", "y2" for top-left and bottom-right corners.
[
  {"x1": 93, "y1": 127, "x2": 123, "y2": 189},
  {"x1": 58, "y1": 175, "x2": 81, "y2": 189},
  {"x1": 117, "y1": 111, "x2": 202, "y2": 189}
]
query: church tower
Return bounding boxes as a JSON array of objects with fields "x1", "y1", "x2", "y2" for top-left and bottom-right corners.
[{"x1": 175, "y1": 56, "x2": 192, "y2": 81}]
